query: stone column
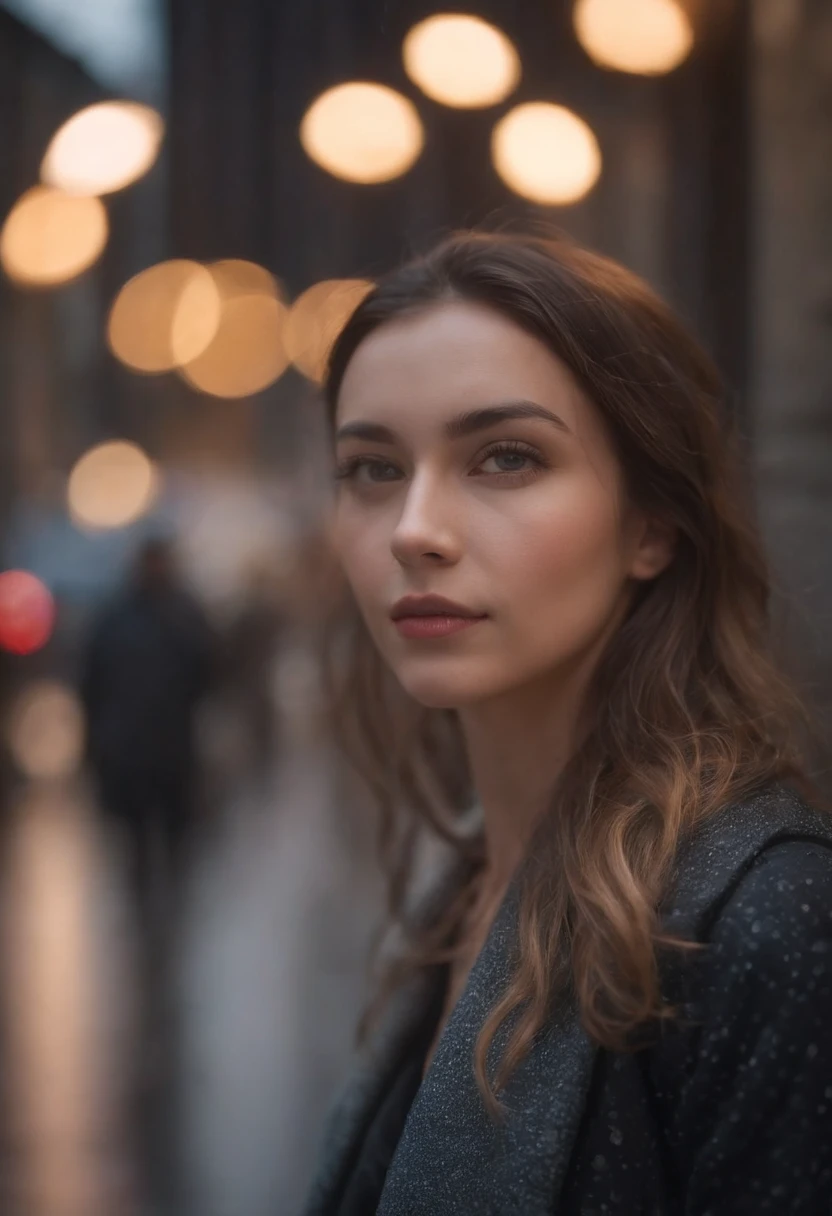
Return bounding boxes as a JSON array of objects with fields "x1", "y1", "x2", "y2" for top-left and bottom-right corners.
[{"x1": 751, "y1": 0, "x2": 832, "y2": 784}]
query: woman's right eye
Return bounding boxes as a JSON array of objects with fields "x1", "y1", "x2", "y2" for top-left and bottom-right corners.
[{"x1": 334, "y1": 456, "x2": 402, "y2": 484}]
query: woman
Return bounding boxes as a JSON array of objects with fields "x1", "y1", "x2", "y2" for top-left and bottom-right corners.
[{"x1": 302, "y1": 231, "x2": 832, "y2": 1215}]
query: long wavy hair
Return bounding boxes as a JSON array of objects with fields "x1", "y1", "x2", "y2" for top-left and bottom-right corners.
[{"x1": 318, "y1": 229, "x2": 816, "y2": 1116}]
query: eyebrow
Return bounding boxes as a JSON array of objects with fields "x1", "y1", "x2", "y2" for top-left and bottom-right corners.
[{"x1": 334, "y1": 400, "x2": 571, "y2": 445}]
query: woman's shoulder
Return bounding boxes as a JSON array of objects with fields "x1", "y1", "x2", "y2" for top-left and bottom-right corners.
[
  {"x1": 647, "y1": 832, "x2": 832, "y2": 1211},
  {"x1": 652, "y1": 797, "x2": 832, "y2": 1101},
  {"x1": 706, "y1": 834, "x2": 832, "y2": 983},
  {"x1": 661, "y1": 779, "x2": 832, "y2": 938},
  {"x1": 704, "y1": 777, "x2": 832, "y2": 935},
  {"x1": 689, "y1": 778, "x2": 832, "y2": 848}
]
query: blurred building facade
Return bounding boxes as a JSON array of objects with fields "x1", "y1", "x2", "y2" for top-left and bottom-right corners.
[{"x1": 752, "y1": 0, "x2": 832, "y2": 763}]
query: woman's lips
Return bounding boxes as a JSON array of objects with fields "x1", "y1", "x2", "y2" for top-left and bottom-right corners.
[{"x1": 393, "y1": 614, "x2": 487, "y2": 639}]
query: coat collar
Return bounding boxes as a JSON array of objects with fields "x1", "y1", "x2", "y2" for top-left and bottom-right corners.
[
  {"x1": 305, "y1": 781, "x2": 832, "y2": 1216},
  {"x1": 378, "y1": 875, "x2": 594, "y2": 1215},
  {"x1": 302, "y1": 843, "x2": 472, "y2": 1212}
]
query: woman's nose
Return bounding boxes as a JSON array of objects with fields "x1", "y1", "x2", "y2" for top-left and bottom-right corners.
[{"x1": 389, "y1": 476, "x2": 462, "y2": 567}]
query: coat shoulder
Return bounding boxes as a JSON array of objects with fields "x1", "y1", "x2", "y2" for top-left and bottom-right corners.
[
  {"x1": 705, "y1": 835, "x2": 832, "y2": 983},
  {"x1": 691, "y1": 778, "x2": 832, "y2": 847},
  {"x1": 661, "y1": 780, "x2": 832, "y2": 941},
  {"x1": 645, "y1": 834, "x2": 832, "y2": 1211}
]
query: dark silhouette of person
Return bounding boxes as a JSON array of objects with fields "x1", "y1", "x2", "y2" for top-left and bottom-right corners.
[
  {"x1": 81, "y1": 534, "x2": 215, "y2": 1214},
  {"x1": 80, "y1": 536, "x2": 215, "y2": 933}
]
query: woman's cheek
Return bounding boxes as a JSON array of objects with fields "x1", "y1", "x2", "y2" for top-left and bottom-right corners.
[
  {"x1": 509, "y1": 500, "x2": 627, "y2": 634},
  {"x1": 498, "y1": 489, "x2": 615, "y2": 583}
]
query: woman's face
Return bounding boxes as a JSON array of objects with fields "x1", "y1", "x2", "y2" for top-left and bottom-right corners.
[{"x1": 331, "y1": 299, "x2": 670, "y2": 710}]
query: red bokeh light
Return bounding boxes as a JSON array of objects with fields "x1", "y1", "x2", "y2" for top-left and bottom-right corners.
[{"x1": 0, "y1": 571, "x2": 56, "y2": 656}]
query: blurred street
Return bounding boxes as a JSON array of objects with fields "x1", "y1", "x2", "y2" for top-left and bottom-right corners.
[{"x1": 0, "y1": 727, "x2": 383, "y2": 1216}]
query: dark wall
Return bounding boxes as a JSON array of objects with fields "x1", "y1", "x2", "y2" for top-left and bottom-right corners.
[
  {"x1": 0, "y1": 11, "x2": 100, "y2": 512},
  {"x1": 0, "y1": 11, "x2": 173, "y2": 504},
  {"x1": 752, "y1": 0, "x2": 832, "y2": 783}
]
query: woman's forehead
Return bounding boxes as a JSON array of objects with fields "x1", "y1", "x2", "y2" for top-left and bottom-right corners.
[{"x1": 335, "y1": 299, "x2": 585, "y2": 431}]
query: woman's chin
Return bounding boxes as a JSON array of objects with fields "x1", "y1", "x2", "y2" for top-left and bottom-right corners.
[{"x1": 393, "y1": 667, "x2": 498, "y2": 710}]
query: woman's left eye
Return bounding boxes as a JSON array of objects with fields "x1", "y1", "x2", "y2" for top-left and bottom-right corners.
[{"x1": 474, "y1": 443, "x2": 545, "y2": 477}]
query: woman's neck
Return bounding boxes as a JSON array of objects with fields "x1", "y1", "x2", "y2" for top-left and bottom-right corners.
[{"x1": 457, "y1": 644, "x2": 603, "y2": 895}]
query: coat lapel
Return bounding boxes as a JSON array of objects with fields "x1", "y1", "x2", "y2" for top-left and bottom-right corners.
[
  {"x1": 302, "y1": 844, "x2": 474, "y2": 1215},
  {"x1": 378, "y1": 879, "x2": 597, "y2": 1216}
]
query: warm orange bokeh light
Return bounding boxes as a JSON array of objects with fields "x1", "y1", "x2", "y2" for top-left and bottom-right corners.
[
  {"x1": 574, "y1": 0, "x2": 693, "y2": 75},
  {"x1": 107, "y1": 260, "x2": 221, "y2": 373},
  {"x1": 41, "y1": 101, "x2": 164, "y2": 196},
  {"x1": 180, "y1": 294, "x2": 290, "y2": 398},
  {"x1": 300, "y1": 82, "x2": 424, "y2": 183},
  {"x1": 492, "y1": 103, "x2": 602, "y2": 204},
  {"x1": 176, "y1": 259, "x2": 288, "y2": 398},
  {"x1": 403, "y1": 13, "x2": 520, "y2": 108},
  {"x1": 0, "y1": 186, "x2": 108, "y2": 287},
  {"x1": 285, "y1": 279, "x2": 374, "y2": 382},
  {"x1": 7, "y1": 681, "x2": 85, "y2": 781},
  {"x1": 209, "y1": 259, "x2": 281, "y2": 302},
  {"x1": 68, "y1": 441, "x2": 160, "y2": 531}
]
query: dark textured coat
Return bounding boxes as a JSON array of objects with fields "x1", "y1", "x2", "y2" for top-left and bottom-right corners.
[{"x1": 303, "y1": 783, "x2": 832, "y2": 1214}]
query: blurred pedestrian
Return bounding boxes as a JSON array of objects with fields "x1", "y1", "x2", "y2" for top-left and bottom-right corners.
[{"x1": 80, "y1": 534, "x2": 215, "y2": 935}]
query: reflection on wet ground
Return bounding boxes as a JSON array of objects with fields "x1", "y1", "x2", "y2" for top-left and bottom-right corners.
[{"x1": 0, "y1": 740, "x2": 383, "y2": 1216}]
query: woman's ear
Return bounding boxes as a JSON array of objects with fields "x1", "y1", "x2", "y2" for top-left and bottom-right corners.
[{"x1": 629, "y1": 515, "x2": 677, "y2": 582}]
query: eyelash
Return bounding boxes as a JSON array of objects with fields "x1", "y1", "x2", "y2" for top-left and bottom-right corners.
[{"x1": 334, "y1": 441, "x2": 548, "y2": 486}]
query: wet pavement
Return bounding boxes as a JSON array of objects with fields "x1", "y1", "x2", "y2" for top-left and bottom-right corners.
[{"x1": 0, "y1": 734, "x2": 384, "y2": 1216}]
